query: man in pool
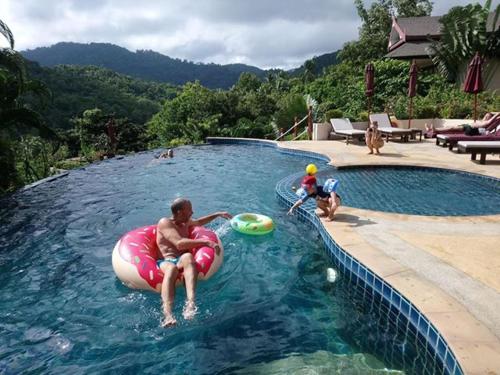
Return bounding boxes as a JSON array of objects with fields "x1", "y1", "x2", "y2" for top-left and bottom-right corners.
[
  {"x1": 287, "y1": 175, "x2": 341, "y2": 221},
  {"x1": 156, "y1": 198, "x2": 232, "y2": 327}
]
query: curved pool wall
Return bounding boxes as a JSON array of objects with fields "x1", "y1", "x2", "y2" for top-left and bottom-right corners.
[
  {"x1": 316, "y1": 165, "x2": 500, "y2": 216},
  {"x1": 207, "y1": 137, "x2": 463, "y2": 375}
]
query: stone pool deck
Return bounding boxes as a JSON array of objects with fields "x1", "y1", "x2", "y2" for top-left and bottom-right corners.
[{"x1": 279, "y1": 139, "x2": 500, "y2": 375}]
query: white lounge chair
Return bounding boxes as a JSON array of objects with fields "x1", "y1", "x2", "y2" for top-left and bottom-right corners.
[
  {"x1": 369, "y1": 113, "x2": 417, "y2": 142},
  {"x1": 330, "y1": 118, "x2": 366, "y2": 144},
  {"x1": 457, "y1": 141, "x2": 500, "y2": 164}
]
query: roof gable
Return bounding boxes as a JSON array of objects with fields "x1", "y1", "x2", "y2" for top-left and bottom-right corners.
[{"x1": 395, "y1": 16, "x2": 442, "y2": 38}]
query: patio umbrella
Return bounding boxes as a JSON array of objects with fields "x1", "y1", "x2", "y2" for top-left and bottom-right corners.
[
  {"x1": 463, "y1": 52, "x2": 483, "y2": 122},
  {"x1": 407, "y1": 60, "x2": 418, "y2": 129},
  {"x1": 365, "y1": 63, "x2": 374, "y2": 118}
]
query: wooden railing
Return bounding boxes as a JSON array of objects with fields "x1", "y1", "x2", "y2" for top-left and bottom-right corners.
[{"x1": 275, "y1": 106, "x2": 314, "y2": 141}]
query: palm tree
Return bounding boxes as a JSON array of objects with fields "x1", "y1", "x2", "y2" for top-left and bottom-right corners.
[
  {"x1": 0, "y1": 27, "x2": 55, "y2": 138},
  {"x1": 0, "y1": 19, "x2": 14, "y2": 49},
  {"x1": 428, "y1": 0, "x2": 500, "y2": 85},
  {"x1": 0, "y1": 19, "x2": 57, "y2": 192}
]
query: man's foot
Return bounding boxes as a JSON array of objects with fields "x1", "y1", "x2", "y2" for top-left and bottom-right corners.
[
  {"x1": 326, "y1": 215, "x2": 335, "y2": 222},
  {"x1": 317, "y1": 212, "x2": 328, "y2": 217},
  {"x1": 368, "y1": 151, "x2": 373, "y2": 154},
  {"x1": 182, "y1": 301, "x2": 198, "y2": 320},
  {"x1": 376, "y1": 151, "x2": 380, "y2": 155},
  {"x1": 161, "y1": 314, "x2": 177, "y2": 328}
]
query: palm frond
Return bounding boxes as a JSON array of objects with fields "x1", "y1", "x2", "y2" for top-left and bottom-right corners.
[
  {"x1": 0, "y1": 48, "x2": 27, "y2": 84},
  {"x1": 428, "y1": 2, "x2": 497, "y2": 84},
  {"x1": 22, "y1": 79, "x2": 53, "y2": 107},
  {"x1": 0, "y1": 107, "x2": 59, "y2": 141},
  {"x1": 0, "y1": 19, "x2": 14, "y2": 49}
]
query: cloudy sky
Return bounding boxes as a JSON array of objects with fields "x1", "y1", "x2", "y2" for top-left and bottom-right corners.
[{"x1": 1, "y1": 0, "x2": 497, "y2": 69}]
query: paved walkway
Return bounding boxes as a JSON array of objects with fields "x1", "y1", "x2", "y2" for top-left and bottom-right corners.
[{"x1": 279, "y1": 138, "x2": 500, "y2": 375}]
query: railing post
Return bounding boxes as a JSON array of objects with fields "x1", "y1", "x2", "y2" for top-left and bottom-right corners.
[
  {"x1": 307, "y1": 106, "x2": 313, "y2": 140},
  {"x1": 293, "y1": 117, "x2": 298, "y2": 138},
  {"x1": 279, "y1": 128, "x2": 284, "y2": 141}
]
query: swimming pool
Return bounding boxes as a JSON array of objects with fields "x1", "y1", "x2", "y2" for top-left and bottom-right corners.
[
  {"x1": 0, "y1": 144, "x2": 448, "y2": 374},
  {"x1": 301, "y1": 166, "x2": 500, "y2": 216}
]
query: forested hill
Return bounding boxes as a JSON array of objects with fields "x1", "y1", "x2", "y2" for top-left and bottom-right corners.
[
  {"x1": 289, "y1": 51, "x2": 339, "y2": 76},
  {"x1": 22, "y1": 42, "x2": 341, "y2": 89},
  {"x1": 22, "y1": 42, "x2": 267, "y2": 89},
  {"x1": 25, "y1": 61, "x2": 178, "y2": 130}
]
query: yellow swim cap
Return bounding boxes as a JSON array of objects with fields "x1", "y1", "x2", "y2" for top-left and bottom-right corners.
[{"x1": 306, "y1": 164, "x2": 317, "y2": 175}]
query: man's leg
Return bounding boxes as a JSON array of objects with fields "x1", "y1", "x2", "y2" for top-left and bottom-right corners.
[
  {"x1": 160, "y1": 262, "x2": 179, "y2": 327},
  {"x1": 178, "y1": 253, "x2": 198, "y2": 320}
]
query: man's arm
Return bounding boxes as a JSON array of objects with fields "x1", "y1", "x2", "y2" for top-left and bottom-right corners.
[
  {"x1": 189, "y1": 211, "x2": 232, "y2": 227},
  {"x1": 159, "y1": 219, "x2": 218, "y2": 251}
]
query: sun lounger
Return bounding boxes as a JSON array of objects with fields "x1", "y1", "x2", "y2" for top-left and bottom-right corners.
[
  {"x1": 329, "y1": 118, "x2": 366, "y2": 144},
  {"x1": 369, "y1": 113, "x2": 417, "y2": 142},
  {"x1": 457, "y1": 141, "x2": 500, "y2": 164},
  {"x1": 437, "y1": 125, "x2": 500, "y2": 149},
  {"x1": 438, "y1": 133, "x2": 500, "y2": 150},
  {"x1": 431, "y1": 114, "x2": 500, "y2": 140}
]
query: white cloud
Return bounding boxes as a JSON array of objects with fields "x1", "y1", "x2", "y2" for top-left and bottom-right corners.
[{"x1": 1, "y1": 0, "x2": 498, "y2": 69}]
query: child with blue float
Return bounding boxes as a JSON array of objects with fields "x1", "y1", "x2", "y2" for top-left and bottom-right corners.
[{"x1": 287, "y1": 164, "x2": 341, "y2": 221}]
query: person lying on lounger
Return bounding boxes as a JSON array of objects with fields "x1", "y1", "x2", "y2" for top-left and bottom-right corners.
[{"x1": 424, "y1": 112, "x2": 499, "y2": 137}]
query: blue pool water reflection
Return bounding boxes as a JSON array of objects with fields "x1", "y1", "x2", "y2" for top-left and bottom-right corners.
[
  {"x1": 0, "y1": 144, "x2": 455, "y2": 374},
  {"x1": 309, "y1": 166, "x2": 500, "y2": 216}
]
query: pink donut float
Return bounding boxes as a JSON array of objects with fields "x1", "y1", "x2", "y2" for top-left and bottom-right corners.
[{"x1": 112, "y1": 225, "x2": 223, "y2": 292}]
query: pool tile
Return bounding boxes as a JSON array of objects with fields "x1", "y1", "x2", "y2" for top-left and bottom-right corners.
[{"x1": 213, "y1": 138, "x2": 466, "y2": 375}]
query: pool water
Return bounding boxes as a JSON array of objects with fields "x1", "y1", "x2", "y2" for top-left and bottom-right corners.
[
  {"x1": 0, "y1": 144, "x2": 443, "y2": 374},
  {"x1": 311, "y1": 166, "x2": 500, "y2": 216}
]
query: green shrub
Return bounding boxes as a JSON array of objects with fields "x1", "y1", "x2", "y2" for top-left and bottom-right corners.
[
  {"x1": 357, "y1": 111, "x2": 369, "y2": 121},
  {"x1": 168, "y1": 137, "x2": 191, "y2": 147},
  {"x1": 324, "y1": 109, "x2": 343, "y2": 121},
  {"x1": 54, "y1": 158, "x2": 88, "y2": 170},
  {"x1": 0, "y1": 138, "x2": 19, "y2": 194}
]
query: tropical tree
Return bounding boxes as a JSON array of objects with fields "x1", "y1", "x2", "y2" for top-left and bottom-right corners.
[
  {"x1": 302, "y1": 59, "x2": 316, "y2": 84},
  {"x1": 0, "y1": 21, "x2": 56, "y2": 139},
  {"x1": 428, "y1": 0, "x2": 500, "y2": 84},
  {"x1": 0, "y1": 19, "x2": 58, "y2": 192},
  {"x1": 274, "y1": 93, "x2": 308, "y2": 133}
]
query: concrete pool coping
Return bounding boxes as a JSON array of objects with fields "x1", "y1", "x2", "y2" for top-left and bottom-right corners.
[
  {"x1": 280, "y1": 139, "x2": 500, "y2": 375},
  {"x1": 208, "y1": 137, "x2": 500, "y2": 375}
]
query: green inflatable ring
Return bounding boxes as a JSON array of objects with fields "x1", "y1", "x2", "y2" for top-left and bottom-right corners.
[{"x1": 230, "y1": 213, "x2": 274, "y2": 235}]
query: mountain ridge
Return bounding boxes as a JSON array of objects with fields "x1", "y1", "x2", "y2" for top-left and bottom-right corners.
[{"x1": 22, "y1": 42, "x2": 338, "y2": 89}]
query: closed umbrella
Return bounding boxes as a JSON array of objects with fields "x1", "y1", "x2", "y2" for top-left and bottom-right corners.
[
  {"x1": 106, "y1": 117, "x2": 117, "y2": 155},
  {"x1": 365, "y1": 63, "x2": 374, "y2": 118},
  {"x1": 463, "y1": 52, "x2": 483, "y2": 122},
  {"x1": 407, "y1": 60, "x2": 418, "y2": 129}
]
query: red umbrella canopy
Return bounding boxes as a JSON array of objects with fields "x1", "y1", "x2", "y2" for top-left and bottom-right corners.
[
  {"x1": 463, "y1": 52, "x2": 483, "y2": 94},
  {"x1": 408, "y1": 61, "x2": 418, "y2": 98},
  {"x1": 365, "y1": 63, "x2": 374, "y2": 97}
]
